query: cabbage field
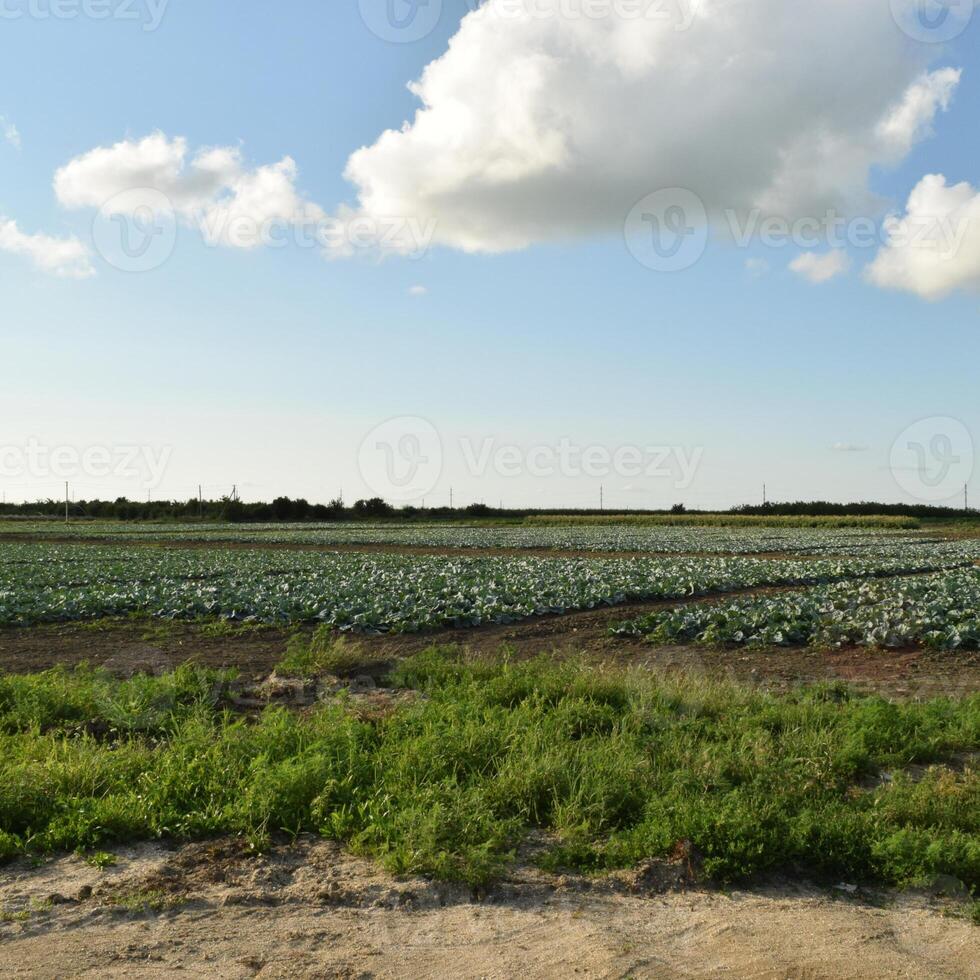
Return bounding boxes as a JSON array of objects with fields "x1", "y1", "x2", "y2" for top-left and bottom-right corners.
[
  {"x1": 0, "y1": 519, "x2": 946, "y2": 555},
  {"x1": 614, "y1": 567, "x2": 980, "y2": 650},
  {"x1": 0, "y1": 536, "x2": 977, "y2": 632}
]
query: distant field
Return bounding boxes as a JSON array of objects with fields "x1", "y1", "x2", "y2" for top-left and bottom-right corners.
[
  {"x1": 0, "y1": 519, "x2": 939, "y2": 555},
  {"x1": 526, "y1": 514, "x2": 922, "y2": 528}
]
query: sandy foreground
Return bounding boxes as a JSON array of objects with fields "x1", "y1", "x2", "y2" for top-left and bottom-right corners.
[{"x1": 0, "y1": 836, "x2": 975, "y2": 979}]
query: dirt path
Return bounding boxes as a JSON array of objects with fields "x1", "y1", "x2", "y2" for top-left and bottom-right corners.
[{"x1": 0, "y1": 837, "x2": 975, "y2": 979}]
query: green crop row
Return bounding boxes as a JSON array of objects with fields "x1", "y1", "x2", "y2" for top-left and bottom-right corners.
[
  {"x1": 0, "y1": 542, "x2": 975, "y2": 632},
  {"x1": 614, "y1": 567, "x2": 980, "y2": 650}
]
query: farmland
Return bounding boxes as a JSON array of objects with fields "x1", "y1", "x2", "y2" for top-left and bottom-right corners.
[
  {"x1": 615, "y1": 566, "x2": 980, "y2": 650},
  {"x1": 0, "y1": 518, "x2": 948, "y2": 555},
  {"x1": 0, "y1": 520, "x2": 977, "y2": 965},
  {"x1": 0, "y1": 534, "x2": 978, "y2": 631}
]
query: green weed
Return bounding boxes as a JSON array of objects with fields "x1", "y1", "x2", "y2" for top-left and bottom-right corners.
[{"x1": 0, "y1": 651, "x2": 975, "y2": 893}]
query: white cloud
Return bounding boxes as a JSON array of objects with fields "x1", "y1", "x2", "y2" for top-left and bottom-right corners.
[
  {"x1": 874, "y1": 68, "x2": 960, "y2": 158},
  {"x1": 744, "y1": 258, "x2": 769, "y2": 277},
  {"x1": 865, "y1": 174, "x2": 980, "y2": 301},
  {"x1": 789, "y1": 250, "x2": 850, "y2": 284},
  {"x1": 0, "y1": 116, "x2": 20, "y2": 150},
  {"x1": 198, "y1": 157, "x2": 326, "y2": 249},
  {"x1": 832, "y1": 443, "x2": 870, "y2": 453},
  {"x1": 54, "y1": 132, "x2": 325, "y2": 249},
  {"x1": 0, "y1": 218, "x2": 93, "y2": 278},
  {"x1": 337, "y1": 0, "x2": 959, "y2": 255},
  {"x1": 408, "y1": 284, "x2": 428, "y2": 296}
]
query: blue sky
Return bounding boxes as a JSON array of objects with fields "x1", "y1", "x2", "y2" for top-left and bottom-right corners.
[{"x1": 1, "y1": 1, "x2": 977, "y2": 510}]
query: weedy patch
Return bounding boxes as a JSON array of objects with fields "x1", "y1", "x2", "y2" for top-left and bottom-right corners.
[
  {"x1": 0, "y1": 650, "x2": 976, "y2": 896},
  {"x1": 105, "y1": 888, "x2": 184, "y2": 914},
  {"x1": 0, "y1": 897, "x2": 53, "y2": 923},
  {"x1": 276, "y1": 629, "x2": 379, "y2": 678},
  {"x1": 82, "y1": 850, "x2": 117, "y2": 869}
]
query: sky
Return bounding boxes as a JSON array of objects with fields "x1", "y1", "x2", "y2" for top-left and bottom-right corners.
[{"x1": 0, "y1": 0, "x2": 978, "y2": 511}]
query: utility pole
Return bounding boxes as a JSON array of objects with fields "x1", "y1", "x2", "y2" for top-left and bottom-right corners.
[
  {"x1": 65, "y1": 481, "x2": 69, "y2": 525},
  {"x1": 763, "y1": 483, "x2": 767, "y2": 506},
  {"x1": 199, "y1": 485, "x2": 203, "y2": 520},
  {"x1": 966, "y1": 484, "x2": 970, "y2": 513},
  {"x1": 450, "y1": 487, "x2": 454, "y2": 509}
]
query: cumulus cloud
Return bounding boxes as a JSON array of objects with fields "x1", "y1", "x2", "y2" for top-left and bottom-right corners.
[
  {"x1": 408, "y1": 284, "x2": 428, "y2": 296},
  {"x1": 865, "y1": 174, "x2": 980, "y2": 300},
  {"x1": 744, "y1": 258, "x2": 770, "y2": 278},
  {"x1": 336, "y1": 0, "x2": 959, "y2": 255},
  {"x1": 1, "y1": 116, "x2": 20, "y2": 150},
  {"x1": 54, "y1": 132, "x2": 325, "y2": 249},
  {"x1": 0, "y1": 218, "x2": 93, "y2": 278},
  {"x1": 789, "y1": 250, "x2": 850, "y2": 284}
]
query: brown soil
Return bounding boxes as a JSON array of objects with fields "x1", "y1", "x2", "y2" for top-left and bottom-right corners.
[
  {"x1": 1, "y1": 593, "x2": 977, "y2": 699},
  {"x1": 0, "y1": 836, "x2": 975, "y2": 979}
]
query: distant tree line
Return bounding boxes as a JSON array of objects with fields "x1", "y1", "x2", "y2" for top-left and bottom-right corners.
[
  {"x1": 0, "y1": 496, "x2": 974, "y2": 523},
  {"x1": 731, "y1": 501, "x2": 975, "y2": 519}
]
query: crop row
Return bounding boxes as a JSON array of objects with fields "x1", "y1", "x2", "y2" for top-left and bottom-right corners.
[
  {"x1": 0, "y1": 519, "x2": 958, "y2": 557},
  {"x1": 0, "y1": 542, "x2": 975, "y2": 631},
  {"x1": 613, "y1": 567, "x2": 980, "y2": 650}
]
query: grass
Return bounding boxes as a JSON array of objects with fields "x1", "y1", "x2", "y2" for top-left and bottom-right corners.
[
  {"x1": 106, "y1": 888, "x2": 183, "y2": 913},
  {"x1": 276, "y1": 629, "x2": 374, "y2": 678},
  {"x1": 83, "y1": 850, "x2": 117, "y2": 869},
  {"x1": 0, "y1": 650, "x2": 976, "y2": 898},
  {"x1": 525, "y1": 514, "x2": 921, "y2": 529}
]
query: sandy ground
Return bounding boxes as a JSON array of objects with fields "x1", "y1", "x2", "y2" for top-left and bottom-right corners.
[{"x1": 0, "y1": 837, "x2": 976, "y2": 979}]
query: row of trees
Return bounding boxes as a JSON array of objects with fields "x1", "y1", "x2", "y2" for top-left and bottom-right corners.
[{"x1": 0, "y1": 496, "x2": 974, "y2": 522}]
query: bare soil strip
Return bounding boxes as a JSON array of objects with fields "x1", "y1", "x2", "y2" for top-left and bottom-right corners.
[
  {"x1": 0, "y1": 836, "x2": 976, "y2": 979},
  {"x1": 1, "y1": 589, "x2": 977, "y2": 699}
]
